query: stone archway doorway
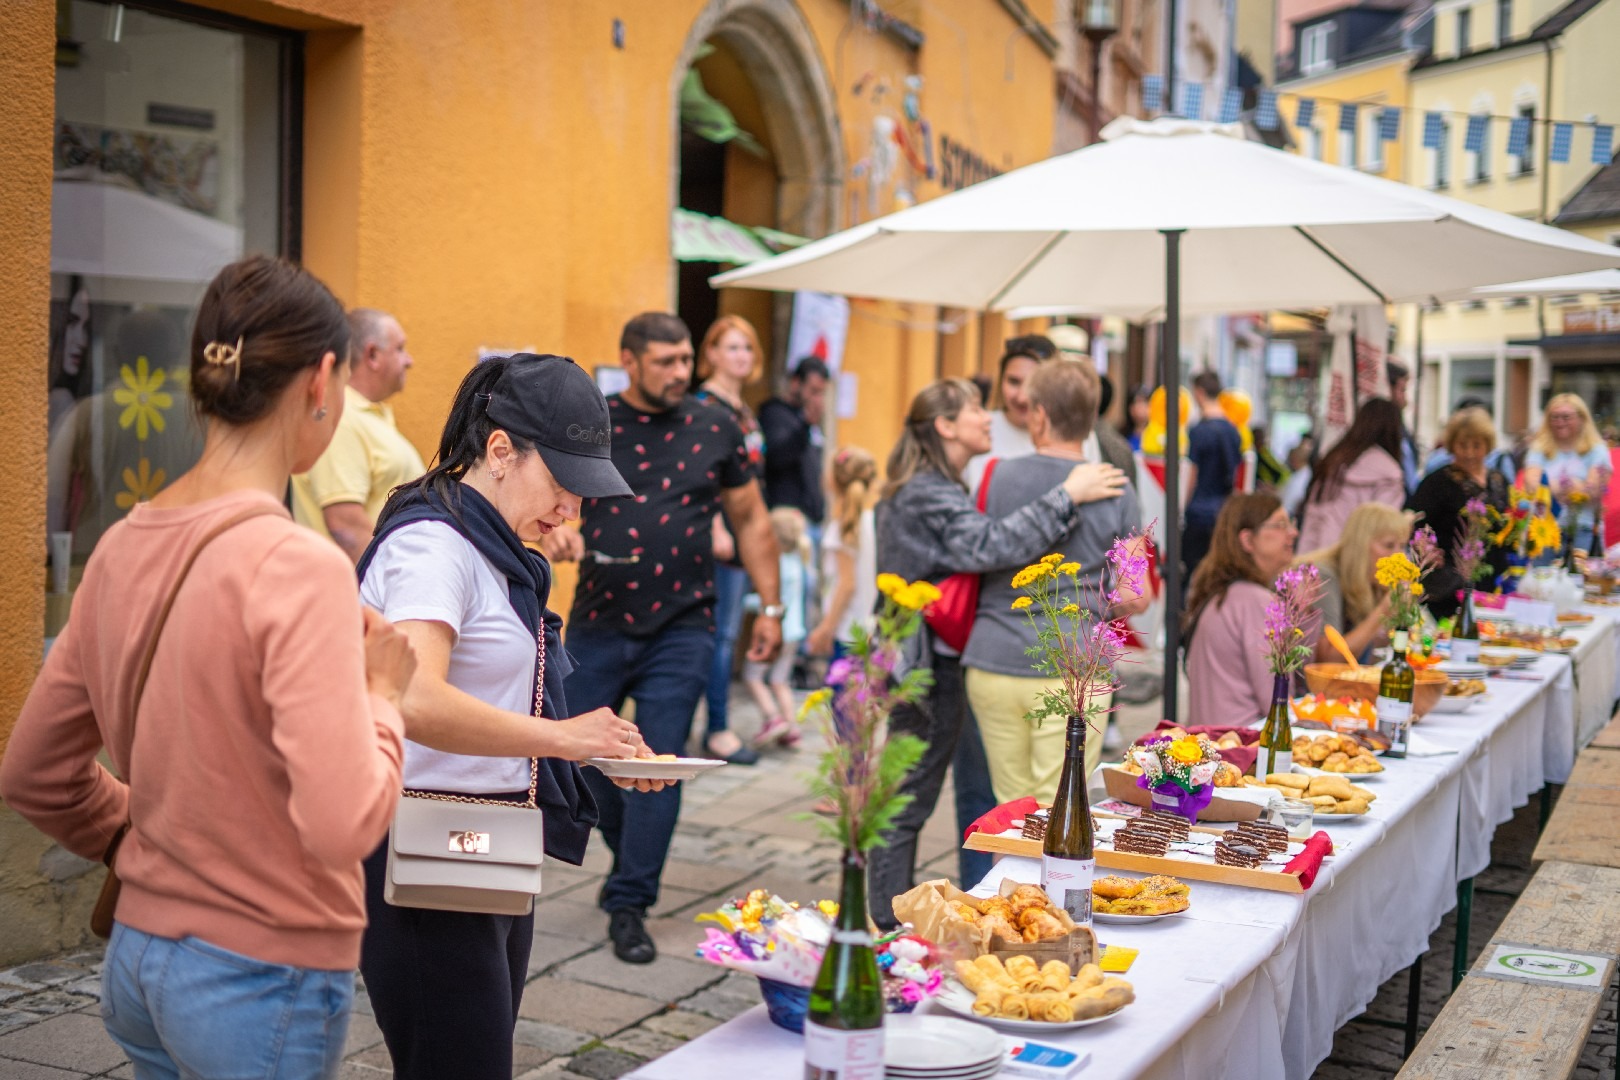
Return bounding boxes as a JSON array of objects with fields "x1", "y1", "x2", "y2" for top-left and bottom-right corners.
[{"x1": 671, "y1": 0, "x2": 843, "y2": 378}]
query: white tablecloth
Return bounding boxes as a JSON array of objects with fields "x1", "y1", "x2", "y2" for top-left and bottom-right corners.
[{"x1": 631, "y1": 612, "x2": 1620, "y2": 1080}]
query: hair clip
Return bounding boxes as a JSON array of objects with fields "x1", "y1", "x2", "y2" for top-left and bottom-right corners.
[{"x1": 203, "y1": 336, "x2": 244, "y2": 381}]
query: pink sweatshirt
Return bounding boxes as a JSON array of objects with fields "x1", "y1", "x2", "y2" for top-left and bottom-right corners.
[
  {"x1": 1297, "y1": 447, "x2": 1406, "y2": 554},
  {"x1": 0, "y1": 491, "x2": 403, "y2": 970},
  {"x1": 1185, "y1": 580, "x2": 1277, "y2": 726}
]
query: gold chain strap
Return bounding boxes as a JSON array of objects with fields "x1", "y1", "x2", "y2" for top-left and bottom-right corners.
[{"x1": 400, "y1": 624, "x2": 543, "y2": 810}]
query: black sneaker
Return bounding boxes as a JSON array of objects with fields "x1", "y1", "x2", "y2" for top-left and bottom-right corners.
[{"x1": 608, "y1": 909, "x2": 656, "y2": 964}]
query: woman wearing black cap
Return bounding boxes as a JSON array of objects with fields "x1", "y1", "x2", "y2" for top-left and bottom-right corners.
[{"x1": 355, "y1": 354, "x2": 665, "y2": 1080}]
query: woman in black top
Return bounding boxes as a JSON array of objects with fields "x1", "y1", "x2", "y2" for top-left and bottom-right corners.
[{"x1": 1406, "y1": 407, "x2": 1512, "y2": 620}]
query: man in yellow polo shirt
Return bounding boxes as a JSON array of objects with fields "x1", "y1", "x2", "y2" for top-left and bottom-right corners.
[{"x1": 293, "y1": 308, "x2": 426, "y2": 562}]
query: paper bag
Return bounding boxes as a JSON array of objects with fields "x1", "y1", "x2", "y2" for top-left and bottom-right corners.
[{"x1": 890, "y1": 879, "x2": 985, "y2": 956}]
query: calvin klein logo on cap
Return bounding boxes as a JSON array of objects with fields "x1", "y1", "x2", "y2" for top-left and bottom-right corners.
[{"x1": 566, "y1": 424, "x2": 610, "y2": 446}]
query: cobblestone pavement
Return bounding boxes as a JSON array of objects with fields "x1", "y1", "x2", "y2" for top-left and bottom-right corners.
[{"x1": 0, "y1": 690, "x2": 1613, "y2": 1079}]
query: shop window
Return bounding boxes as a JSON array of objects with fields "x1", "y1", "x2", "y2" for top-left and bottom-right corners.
[{"x1": 46, "y1": 1, "x2": 298, "y2": 639}]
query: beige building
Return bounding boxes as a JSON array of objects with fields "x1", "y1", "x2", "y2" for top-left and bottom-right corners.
[{"x1": 1397, "y1": 0, "x2": 1620, "y2": 445}]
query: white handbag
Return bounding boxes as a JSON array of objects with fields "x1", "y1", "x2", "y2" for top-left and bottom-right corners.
[{"x1": 383, "y1": 627, "x2": 547, "y2": 915}]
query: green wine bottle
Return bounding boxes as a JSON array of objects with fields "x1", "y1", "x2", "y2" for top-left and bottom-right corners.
[
  {"x1": 1376, "y1": 628, "x2": 1415, "y2": 758},
  {"x1": 1258, "y1": 674, "x2": 1294, "y2": 779},
  {"x1": 804, "y1": 849, "x2": 883, "y2": 1080},
  {"x1": 1452, "y1": 588, "x2": 1480, "y2": 664},
  {"x1": 1041, "y1": 714, "x2": 1096, "y2": 926}
]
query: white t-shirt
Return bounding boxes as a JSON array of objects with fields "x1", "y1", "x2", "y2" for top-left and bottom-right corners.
[
  {"x1": 359, "y1": 520, "x2": 534, "y2": 794},
  {"x1": 823, "y1": 508, "x2": 878, "y2": 644}
]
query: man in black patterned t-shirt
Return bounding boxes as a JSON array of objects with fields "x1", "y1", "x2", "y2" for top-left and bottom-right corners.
[{"x1": 556, "y1": 312, "x2": 781, "y2": 964}]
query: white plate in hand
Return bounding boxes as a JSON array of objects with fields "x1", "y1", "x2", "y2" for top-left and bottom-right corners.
[
  {"x1": 586, "y1": 757, "x2": 724, "y2": 781},
  {"x1": 933, "y1": 980, "x2": 1129, "y2": 1032}
]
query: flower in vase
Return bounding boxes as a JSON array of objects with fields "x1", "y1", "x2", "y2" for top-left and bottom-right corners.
[{"x1": 1168, "y1": 737, "x2": 1204, "y2": 765}]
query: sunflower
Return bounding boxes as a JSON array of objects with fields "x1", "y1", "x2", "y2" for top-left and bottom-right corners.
[{"x1": 113, "y1": 357, "x2": 174, "y2": 441}]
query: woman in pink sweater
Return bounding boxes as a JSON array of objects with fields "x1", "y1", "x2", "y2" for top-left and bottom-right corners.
[
  {"x1": 1, "y1": 257, "x2": 416, "y2": 1079},
  {"x1": 1296, "y1": 398, "x2": 1408, "y2": 554},
  {"x1": 1184, "y1": 493, "x2": 1302, "y2": 725}
]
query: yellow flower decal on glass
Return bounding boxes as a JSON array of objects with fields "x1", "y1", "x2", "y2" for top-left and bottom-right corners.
[
  {"x1": 876, "y1": 573, "x2": 905, "y2": 598},
  {"x1": 1010, "y1": 595, "x2": 1034, "y2": 611},
  {"x1": 114, "y1": 458, "x2": 167, "y2": 510},
  {"x1": 113, "y1": 357, "x2": 173, "y2": 441}
]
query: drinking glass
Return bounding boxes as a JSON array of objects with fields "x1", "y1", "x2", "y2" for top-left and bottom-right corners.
[{"x1": 1275, "y1": 798, "x2": 1314, "y2": 841}]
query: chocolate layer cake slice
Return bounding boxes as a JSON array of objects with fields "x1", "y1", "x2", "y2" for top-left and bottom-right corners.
[
  {"x1": 1141, "y1": 810, "x2": 1192, "y2": 839},
  {"x1": 1112, "y1": 825, "x2": 1170, "y2": 857},
  {"x1": 1213, "y1": 839, "x2": 1265, "y2": 868},
  {"x1": 1020, "y1": 809, "x2": 1049, "y2": 841}
]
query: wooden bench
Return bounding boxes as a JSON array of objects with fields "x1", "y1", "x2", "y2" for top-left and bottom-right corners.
[
  {"x1": 1589, "y1": 712, "x2": 1620, "y2": 752},
  {"x1": 1534, "y1": 750, "x2": 1620, "y2": 869},
  {"x1": 1397, "y1": 860, "x2": 1620, "y2": 1079}
]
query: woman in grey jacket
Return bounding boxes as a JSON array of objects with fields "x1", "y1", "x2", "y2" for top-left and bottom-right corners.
[{"x1": 869, "y1": 377, "x2": 1125, "y2": 924}]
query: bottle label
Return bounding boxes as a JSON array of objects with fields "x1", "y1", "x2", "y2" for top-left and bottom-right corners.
[
  {"x1": 1375, "y1": 695, "x2": 1412, "y2": 757},
  {"x1": 1450, "y1": 637, "x2": 1480, "y2": 663},
  {"x1": 1041, "y1": 855, "x2": 1095, "y2": 925},
  {"x1": 804, "y1": 1020, "x2": 884, "y2": 1080}
]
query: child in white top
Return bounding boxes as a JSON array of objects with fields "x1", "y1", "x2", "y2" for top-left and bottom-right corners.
[
  {"x1": 747, "y1": 507, "x2": 809, "y2": 747},
  {"x1": 808, "y1": 447, "x2": 879, "y2": 658}
]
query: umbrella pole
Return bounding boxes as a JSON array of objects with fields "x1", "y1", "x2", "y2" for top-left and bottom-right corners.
[{"x1": 1161, "y1": 229, "x2": 1184, "y2": 722}]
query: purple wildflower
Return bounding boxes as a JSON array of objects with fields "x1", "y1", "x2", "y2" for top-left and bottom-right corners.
[
  {"x1": 826, "y1": 656, "x2": 856, "y2": 687},
  {"x1": 1410, "y1": 526, "x2": 1443, "y2": 573}
]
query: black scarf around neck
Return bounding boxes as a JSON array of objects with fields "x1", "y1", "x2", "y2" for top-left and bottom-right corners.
[{"x1": 358, "y1": 482, "x2": 597, "y2": 865}]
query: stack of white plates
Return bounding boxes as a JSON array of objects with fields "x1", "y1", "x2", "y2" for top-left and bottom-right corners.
[
  {"x1": 885, "y1": 1014, "x2": 1004, "y2": 1080},
  {"x1": 1437, "y1": 661, "x2": 1486, "y2": 680}
]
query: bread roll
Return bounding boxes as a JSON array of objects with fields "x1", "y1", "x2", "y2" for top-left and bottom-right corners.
[{"x1": 1267, "y1": 772, "x2": 1309, "y2": 790}]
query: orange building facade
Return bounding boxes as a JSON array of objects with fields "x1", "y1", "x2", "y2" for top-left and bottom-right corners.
[{"x1": 0, "y1": 0, "x2": 1079, "y2": 961}]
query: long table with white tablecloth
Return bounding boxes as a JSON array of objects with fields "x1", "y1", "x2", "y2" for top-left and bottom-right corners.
[{"x1": 629, "y1": 611, "x2": 1620, "y2": 1080}]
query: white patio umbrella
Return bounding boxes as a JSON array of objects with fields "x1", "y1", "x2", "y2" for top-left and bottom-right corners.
[
  {"x1": 714, "y1": 117, "x2": 1620, "y2": 716},
  {"x1": 1473, "y1": 268, "x2": 1620, "y2": 298}
]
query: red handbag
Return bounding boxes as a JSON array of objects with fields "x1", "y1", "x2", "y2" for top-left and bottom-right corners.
[{"x1": 924, "y1": 458, "x2": 998, "y2": 652}]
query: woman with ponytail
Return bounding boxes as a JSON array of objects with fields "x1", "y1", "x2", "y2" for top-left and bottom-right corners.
[
  {"x1": 867, "y1": 377, "x2": 1127, "y2": 926},
  {"x1": 356, "y1": 354, "x2": 665, "y2": 1080},
  {"x1": 807, "y1": 445, "x2": 879, "y2": 658}
]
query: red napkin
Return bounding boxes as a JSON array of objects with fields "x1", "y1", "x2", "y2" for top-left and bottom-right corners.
[
  {"x1": 964, "y1": 797, "x2": 1040, "y2": 842},
  {"x1": 1144, "y1": 721, "x2": 1260, "y2": 776},
  {"x1": 1283, "y1": 830, "x2": 1333, "y2": 889}
]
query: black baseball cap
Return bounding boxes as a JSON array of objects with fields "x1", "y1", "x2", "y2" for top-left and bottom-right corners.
[{"x1": 484, "y1": 354, "x2": 633, "y2": 499}]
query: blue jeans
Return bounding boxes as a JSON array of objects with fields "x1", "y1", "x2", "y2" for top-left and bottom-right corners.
[
  {"x1": 704, "y1": 563, "x2": 751, "y2": 735},
  {"x1": 101, "y1": 922, "x2": 352, "y2": 1080},
  {"x1": 566, "y1": 623, "x2": 716, "y2": 914}
]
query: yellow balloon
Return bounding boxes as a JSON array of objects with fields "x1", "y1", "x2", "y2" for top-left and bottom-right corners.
[
  {"x1": 1149, "y1": 386, "x2": 1191, "y2": 430},
  {"x1": 1218, "y1": 388, "x2": 1252, "y2": 430},
  {"x1": 1141, "y1": 422, "x2": 1164, "y2": 456}
]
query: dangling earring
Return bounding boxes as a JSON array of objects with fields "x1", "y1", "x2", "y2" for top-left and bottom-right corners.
[{"x1": 313, "y1": 406, "x2": 328, "y2": 421}]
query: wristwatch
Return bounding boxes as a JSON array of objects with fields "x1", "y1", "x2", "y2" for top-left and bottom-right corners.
[{"x1": 760, "y1": 604, "x2": 787, "y2": 619}]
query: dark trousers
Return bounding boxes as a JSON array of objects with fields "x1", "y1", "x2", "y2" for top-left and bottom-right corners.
[
  {"x1": 867, "y1": 651, "x2": 974, "y2": 928},
  {"x1": 360, "y1": 843, "x2": 533, "y2": 1080},
  {"x1": 953, "y1": 704, "x2": 996, "y2": 886},
  {"x1": 703, "y1": 564, "x2": 751, "y2": 736},
  {"x1": 1182, "y1": 517, "x2": 1215, "y2": 596},
  {"x1": 566, "y1": 623, "x2": 716, "y2": 914}
]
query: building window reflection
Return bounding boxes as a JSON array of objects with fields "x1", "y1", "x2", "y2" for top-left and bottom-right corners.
[{"x1": 45, "y1": 1, "x2": 297, "y2": 639}]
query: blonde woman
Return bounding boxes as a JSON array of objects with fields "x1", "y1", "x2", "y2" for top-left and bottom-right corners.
[
  {"x1": 1298, "y1": 503, "x2": 1411, "y2": 664},
  {"x1": 1523, "y1": 393, "x2": 1611, "y2": 552},
  {"x1": 807, "y1": 446, "x2": 879, "y2": 659}
]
